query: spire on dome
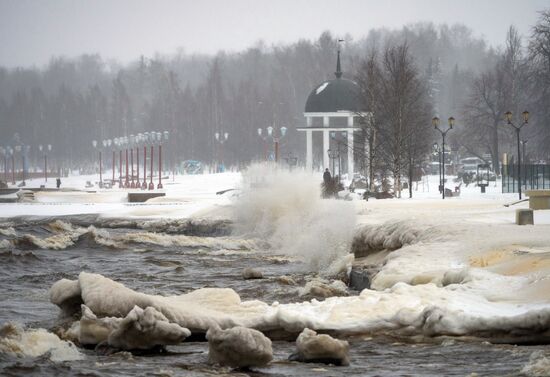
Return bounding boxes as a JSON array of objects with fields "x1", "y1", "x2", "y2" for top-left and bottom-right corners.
[{"x1": 335, "y1": 39, "x2": 344, "y2": 79}]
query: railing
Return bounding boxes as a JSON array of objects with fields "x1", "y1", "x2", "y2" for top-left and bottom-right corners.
[{"x1": 501, "y1": 164, "x2": 550, "y2": 193}]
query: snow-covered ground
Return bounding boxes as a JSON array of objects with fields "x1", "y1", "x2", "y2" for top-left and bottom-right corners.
[
  {"x1": 3, "y1": 166, "x2": 550, "y2": 346},
  {"x1": 0, "y1": 171, "x2": 241, "y2": 219}
]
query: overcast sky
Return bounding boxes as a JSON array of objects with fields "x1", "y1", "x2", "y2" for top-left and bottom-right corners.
[{"x1": 0, "y1": 0, "x2": 549, "y2": 68}]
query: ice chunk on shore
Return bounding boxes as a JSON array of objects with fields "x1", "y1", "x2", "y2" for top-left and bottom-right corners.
[
  {"x1": 50, "y1": 272, "x2": 550, "y2": 343},
  {"x1": 79, "y1": 304, "x2": 191, "y2": 350},
  {"x1": 290, "y1": 328, "x2": 349, "y2": 366},
  {"x1": 206, "y1": 324, "x2": 272, "y2": 367},
  {"x1": 108, "y1": 305, "x2": 191, "y2": 350},
  {"x1": 0, "y1": 322, "x2": 82, "y2": 361}
]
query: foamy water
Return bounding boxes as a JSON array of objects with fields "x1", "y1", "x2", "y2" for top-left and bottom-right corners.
[{"x1": 233, "y1": 163, "x2": 356, "y2": 272}]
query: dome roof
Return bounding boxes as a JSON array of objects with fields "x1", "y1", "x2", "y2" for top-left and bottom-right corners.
[
  {"x1": 305, "y1": 49, "x2": 365, "y2": 113},
  {"x1": 305, "y1": 77, "x2": 363, "y2": 113}
]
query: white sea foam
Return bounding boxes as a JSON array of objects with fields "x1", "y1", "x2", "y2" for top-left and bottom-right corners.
[
  {"x1": 233, "y1": 163, "x2": 356, "y2": 272},
  {"x1": 0, "y1": 227, "x2": 16, "y2": 237},
  {"x1": 0, "y1": 322, "x2": 83, "y2": 361}
]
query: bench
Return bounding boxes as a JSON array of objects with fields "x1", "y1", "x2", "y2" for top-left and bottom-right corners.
[{"x1": 526, "y1": 190, "x2": 550, "y2": 210}]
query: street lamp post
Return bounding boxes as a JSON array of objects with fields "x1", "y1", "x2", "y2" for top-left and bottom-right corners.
[
  {"x1": 432, "y1": 116, "x2": 454, "y2": 199},
  {"x1": 38, "y1": 144, "x2": 52, "y2": 183},
  {"x1": 129, "y1": 135, "x2": 135, "y2": 188},
  {"x1": 521, "y1": 139, "x2": 528, "y2": 189},
  {"x1": 257, "y1": 128, "x2": 269, "y2": 161},
  {"x1": 106, "y1": 139, "x2": 113, "y2": 185},
  {"x1": 134, "y1": 133, "x2": 142, "y2": 188},
  {"x1": 114, "y1": 138, "x2": 123, "y2": 188},
  {"x1": 0, "y1": 147, "x2": 5, "y2": 183},
  {"x1": 266, "y1": 126, "x2": 287, "y2": 163},
  {"x1": 504, "y1": 111, "x2": 529, "y2": 200},
  {"x1": 142, "y1": 132, "x2": 148, "y2": 190},
  {"x1": 214, "y1": 132, "x2": 229, "y2": 172},
  {"x1": 9, "y1": 147, "x2": 15, "y2": 184},
  {"x1": 330, "y1": 131, "x2": 347, "y2": 183},
  {"x1": 0, "y1": 147, "x2": 7, "y2": 183},
  {"x1": 123, "y1": 136, "x2": 130, "y2": 188},
  {"x1": 92, "y1": 140, "x2": 103, "y2": 188},
  {"x1": 149, "y1": 132, "x2": 155, "y2": 190},
  {"x1": 102, "y1": 140, "x2": 109, "y2": 187},
  {"x1": 433, "y1": 143, "x2": 442, "y2": 193},
  {"x1": 328, "y1": 148, "x2": 338, "y2": 178},
  {"x1": 158, "y1": 131, "x2": 169, "y2": 189},
  {"x1": 15, "y1": 145, "x2": 23, "y2": 186}
]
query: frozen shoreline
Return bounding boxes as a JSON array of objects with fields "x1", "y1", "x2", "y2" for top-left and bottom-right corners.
[{"x1": 3, "y1": 169, "x2": 550, "y2": 348}]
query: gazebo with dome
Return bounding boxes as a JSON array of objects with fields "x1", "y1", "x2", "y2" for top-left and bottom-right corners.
[{"x1": 297, "y1": 48, "x2": 369, "y2": 177}]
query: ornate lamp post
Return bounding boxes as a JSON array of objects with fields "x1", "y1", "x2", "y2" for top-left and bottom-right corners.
[
  {"x1": 106, "y1": 139, "x2": 114, "y2": 185},
  {"x1": 330, "y1": 131, "x2": 347, "y2": 182},
  {"x1": 432, "y1": 116, "x2": 454, "y2": 199},
  {"x1": 92, "y1": 140, "x2": 103, "y2": 187},
  {"x1": 148, "y1": 132, "x2": 156, "y2": 190},
  {"x1": 257, "y1": 128, "x2": 269, "y2": 161},
  {"x1": 0, "y1": 147, "x2": 5, "y2": 183},
  {"x1": 129, "y1": 134, "x2": 136, "y2": 188},
  {"x1": 214, "y1": 131, "x2": 229, "y2": 172},
  {"x1": 14, "y1": 145, "x2": 23, "y2": 186},
  {"x1": 327, "y1": 148, "x2": 338, "y2": 178},
  {"x1": 8, "y1": 147, "x2": 15, "y2": 184},
  {"x1": 142, "y1": 132, "x2": 149, "y2": 190},
  {"x1": 266, "y1": 126, "x2": 287, "y2": 163},
  {"x1": 122, "y1": 136, "x2": 129, "y2": 188},
  {"x1": 114, "y1": 137, "x2": 123, "y2": 188},
  {"x1": 157, "y1": 131, "x2": 169, "y2": 189},
  {"x1": 102, "y1": 140, "x2": 109, "y2": 186},
  {"x1": 504, "y1": 110, "x2": 529, "y2": 200},
  {"x1": 135, "y1": 133, "x2": 142, "y2": 189},
  {"x1": 432, "y1": 142, "x2": 442, "y2": 193},
  {"x1": 38, "y1": 144, "x2": 52, "y2": 182},
  {"x1": 270, "y1": 126, "x2": 287, "y2": 163}
]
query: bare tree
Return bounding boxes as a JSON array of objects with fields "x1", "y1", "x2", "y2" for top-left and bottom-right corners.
[
  {"x1": 528, "y1": 10, "x2": 550, "y2": 156},
  {"x1": 357, "y1": 42, "x2": 432, "y2": 197}
]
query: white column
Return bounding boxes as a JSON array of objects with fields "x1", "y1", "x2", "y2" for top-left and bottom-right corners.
[
  {"x1": 323, "y1": 116, "x2": 330, "y2": 169},
  {"x1": 347, "y1": 116, "x2": 354, "y2": 178},
  {"x1": 305, "y1": 117, "x2": 313, "y2": 171},
  {"x1": 347, "y1": 130, "x2": 354, "y2": 178},
  {"x1": 306, "y1": 130, "x2": 312, "y2": 171}
]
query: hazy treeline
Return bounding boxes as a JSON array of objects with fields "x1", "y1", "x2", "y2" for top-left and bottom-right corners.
[{"x1": 0, "y1": 13, "x2": 549, "y2": 177}]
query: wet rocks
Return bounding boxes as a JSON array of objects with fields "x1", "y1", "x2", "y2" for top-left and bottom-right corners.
[
  {"x1": 299, "y1": 278, "x2": 348, "y2": 299},
  {"x1": 277, "y1": 275, "x2": 297, "y2": 285},
  {"x1": 289, "y1": 328, "x2": 350, "y2": 366},
  {"x1": 206, "y1": 324, "x2": 273, "y2": 368},
  {"x1": 242, "y1": 267, "x2": 263, "y2": 279},
  {"x1": 349, "y1": 269, "x2": 370, "y2": 291}
]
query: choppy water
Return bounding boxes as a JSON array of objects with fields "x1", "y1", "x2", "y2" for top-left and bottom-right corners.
[{"x1": 0, "y1": 217, "x2": 546, "y2": 376}]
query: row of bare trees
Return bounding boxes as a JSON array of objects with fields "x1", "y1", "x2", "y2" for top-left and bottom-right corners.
[
  {"x1": 460, "y1": 11, "x2": 550, "y2": 170},
  {"x1": 1, "y1": 13, "x2": 549, "y2": 192}
]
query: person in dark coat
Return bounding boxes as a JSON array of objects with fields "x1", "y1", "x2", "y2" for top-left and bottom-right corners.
[
  {"x1": 323, "y1": 169, "x2": 332, "y2": 185},
  {"x1": 56, "y1": 178, "x2": 61, "y2": 189}
]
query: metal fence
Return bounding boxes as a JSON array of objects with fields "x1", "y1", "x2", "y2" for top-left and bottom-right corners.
[{"x1": 501, "y1": 164, "x2": 550, "y2": 193}]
